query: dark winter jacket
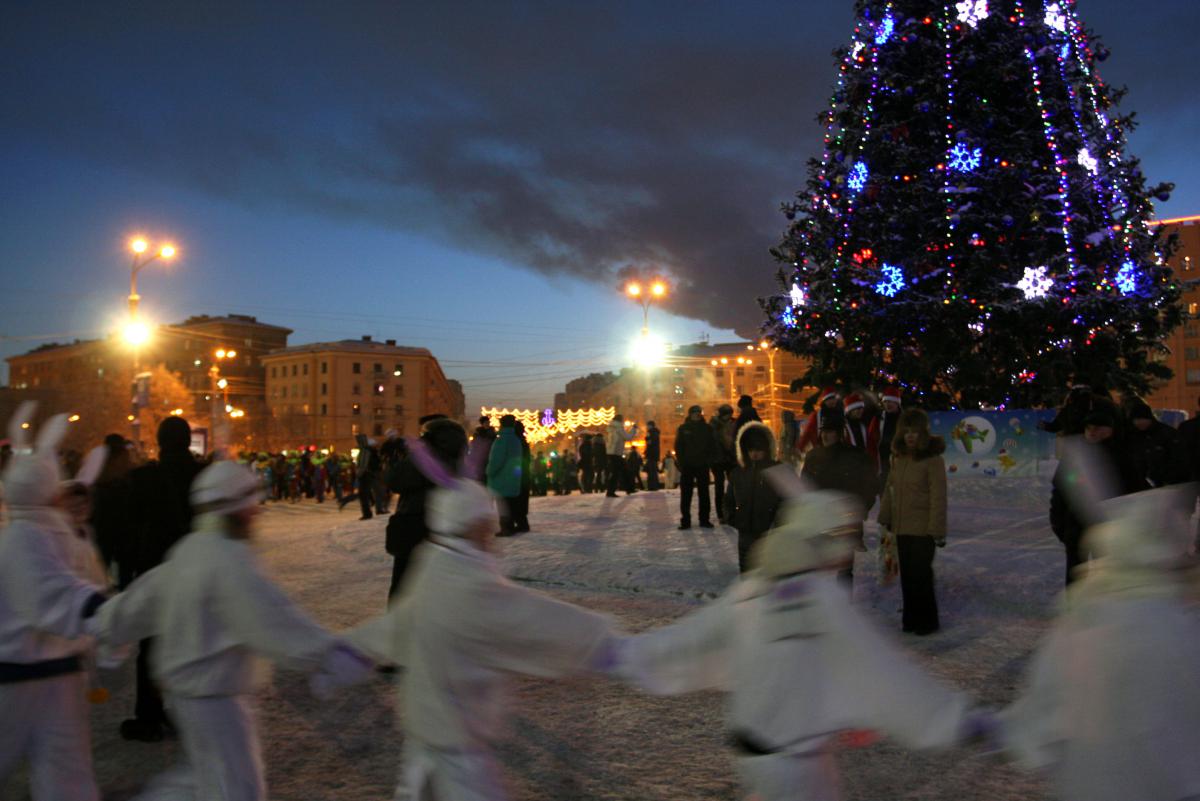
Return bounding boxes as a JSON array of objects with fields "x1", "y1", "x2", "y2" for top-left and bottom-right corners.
[
  {"x1": 1049, "y1": 434, "x2": 1146, "y2": 542},
  {"x1": 1127, "y1": 419, "x2": 1184, "y2": 488},
  {"x1": 733, "y1": 407, "x2": 763, "y2": 439},
  {"x1": 675, "y1": 417, "x2": 717, "y2": 470},
  {"x1": 724, "y1": 422, "x2": 783, "y2": 572},
  {"x1": 1177, "y1": 415, "x2": 1200, "y2": 481},
  {"x1": 468, "y1": 425, "x2": 497, "y2": 481},
  {"x1": 801, "y1": 441, "x2": 879, "y2": 517},
  {"x1": 644, "y1": 426, "x2": 661, "y2": 464},
  {"x1": 710, "y1": 414, "x2": 737, "y2": 468},
  {"x1": 125, "y1": 449, "x2": 204, "y2": 582}
]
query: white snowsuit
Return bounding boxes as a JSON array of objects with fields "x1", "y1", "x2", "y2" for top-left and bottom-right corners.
[
  {"x1": 90, "y1": 512, "x2": 340, "y2": 801},
  {"x1": 0, "y1": 506, "x2": 107, "y2": 801},
  {"x1": 350, "y1": 535, "x2": 616, "y2": 801},
  {"x1": 1001, "y1": 588, "x2": 1200, "y2": 801},
  {"x1": 618, "y1": 570, "x2": 971, "y2": 801}
]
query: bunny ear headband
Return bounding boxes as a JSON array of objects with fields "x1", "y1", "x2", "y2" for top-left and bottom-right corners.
[{"x1": 3, "y1": 401, "x2": 70, "y2": 508}]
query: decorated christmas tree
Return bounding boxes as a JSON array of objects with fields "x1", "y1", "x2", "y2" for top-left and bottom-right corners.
[{"x1": 763, "y1": 0, "x2": 1181, "y2": 409}]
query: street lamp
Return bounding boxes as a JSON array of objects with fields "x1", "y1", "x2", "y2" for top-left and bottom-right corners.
[
  {"x1": 749, "y1": 340, "x2": 781, "y2": 432},
  {"x1": 624, "y1": 277, "x2": 669, "y2": 334},
  {"x1": 209, "y1": 347, "x2": 237, "y2": 432},
  {"x1": 128, "y1": 236, "x2": 177, "y2": 320}
]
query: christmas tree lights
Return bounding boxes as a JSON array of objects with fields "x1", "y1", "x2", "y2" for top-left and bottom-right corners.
[{"x1": 765, "y1": 0, "x2": 1180, "y2": 408}]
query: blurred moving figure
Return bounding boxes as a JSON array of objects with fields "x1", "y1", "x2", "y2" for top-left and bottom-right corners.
[
  {"x1": 350, "y1": 479, "x2": 618, "y2": 801},
  {"x1": 87, "y1": 461, "x2": 369, "y2": 800},
  {"x1": 1000, "y1": 484, "x2": 1200, "y2": 801},
  {"x1": 0, "y1": 403, "x2": 108, "y2": 801}
]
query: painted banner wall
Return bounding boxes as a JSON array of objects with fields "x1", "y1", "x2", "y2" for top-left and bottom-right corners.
[{"x1": 926, "y1": 410, "x2": 1057, "y2": 478}]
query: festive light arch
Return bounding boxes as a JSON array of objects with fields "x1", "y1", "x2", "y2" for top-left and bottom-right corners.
[{"x1": 480, "y1": 407, "x2": 618, "y2": 445}]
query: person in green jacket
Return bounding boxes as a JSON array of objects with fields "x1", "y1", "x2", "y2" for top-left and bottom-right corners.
[{"x1": 485, "y1": 415, "x2": 523, "y2": 535}]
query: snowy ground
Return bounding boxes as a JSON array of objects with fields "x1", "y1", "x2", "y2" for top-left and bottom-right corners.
[{"x1": 5, "y1": 478, "x2": 1066, "y2": 801}]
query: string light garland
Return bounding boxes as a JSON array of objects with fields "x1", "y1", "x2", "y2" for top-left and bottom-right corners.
[{"x1": 480, "y1": 407, "x2": 617, "y2": 445}]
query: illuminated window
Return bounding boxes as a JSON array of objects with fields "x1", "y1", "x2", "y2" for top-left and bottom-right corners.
[
  {"x1": 352, "y1": 403, "x2": 361, "y2": 415},
  {"x1": 1189, "y1": 303, "x2": 1198, "y2": 316},
  {"x1": 374, "y1": 384, "x2": 385, "y2": 396}
]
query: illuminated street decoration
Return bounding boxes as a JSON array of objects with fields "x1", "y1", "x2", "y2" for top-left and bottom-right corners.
[{"x1": 481, "y1": 406, "x2": 617, "y2": 445}]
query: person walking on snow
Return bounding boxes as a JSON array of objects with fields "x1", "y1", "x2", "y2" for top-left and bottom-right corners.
[
  {"x1": 0, "y1": 404, "x2": 109, "y2": 801},
  {"x1": 796, "y1": 386, "x2": 842, "y2": 454},
  {"x1": 86, "y1": 460, "x2": 370, "y2": 801},
  {"x1": 675, "y1": 406, "x2": 716, "y2": 529},
  {"x1": 348, "y1": 479, "x2": 620, "y2": 801},
  {"x1": 614, "y1": 486, "x2": 989, "y2": 801},
  {"x1": 485, "y1": 415, "x2": 523, "y2": 536},
  {"x1": 644, "y1": 421, "x2": 662, "y2": 491},
  {"x1": 733, "y1": 394, "x2": 762, "y2": 439},
  {"x1": 723, "y1": 421, "x2": 783, "y2": 573},
  {"x1": 709, "y1": 405, "x2": 737, "y2": 520},
  {"x1": 604, "y1": 415, "x2": 638, "y2": 498}
]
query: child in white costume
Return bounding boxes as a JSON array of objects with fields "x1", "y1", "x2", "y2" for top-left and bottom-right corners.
[
  {"x1": 615, "y1": 482, "x2": 985, "y2": 801},
  {"x1": 0, "y1": 404, "x2": 108, "y2": 801},
  {"x1": 350, "y1": 478, "x2": 619, "y2": 801},
  {"x1": 88, "y1": 460, "x2": 370, "y2": 801},
  {"x1": 999, "y1": 483, "x2": 1200, "y2": 801}
]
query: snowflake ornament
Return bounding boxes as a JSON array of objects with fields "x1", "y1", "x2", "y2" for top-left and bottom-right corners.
[
  {"x1": 1044, "y1": 2, "x2": 1067, "y2": 33},
  {"x1": 1077, "y1": 148, "x2": 1098, "y2": 174},
  {"x1": 956, "y1": 0, "x2": 989, "y2": 28},
  {"x1": 847, "y1": 161, "x2": 869, "y2": 193},
  {"x1": 1016, "y1": 266, "x2": 1053, "y2": 299},
  {"x1": 947, "y1": 142, "x2": 983, "y2": 172},
  {"x1": 851, "y1": 41, "x2": 866, "y2": 60},
  {"x1": 1116, "y1": 260, "x2": 1138, "y2": 295},
  {"x1": 874, "y1": 14, "x2": 895, "y2": 45},
  {"x1": 874, "y1": 263, "x2": 906, "y2": 297},
  {"x1": 789, "y1": 282, "x2": 807, "y2": 307}
]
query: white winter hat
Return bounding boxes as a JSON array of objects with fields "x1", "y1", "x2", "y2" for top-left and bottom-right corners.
[
  {"x1": 1084, "y1": 484, "x2": 1196, "y2": 571},
  {"x1": 2, "y1": 401, "x2": 68, "y2": 510},
  {"x1": 427, "y1": 479, "x2": 495, "y2": 536},
  {"x1": 754, "y1": 490, "x2": 861, "y2": 578},
  {"x1": 190, "y1": 460, "x2": 263, "y2": 516}
]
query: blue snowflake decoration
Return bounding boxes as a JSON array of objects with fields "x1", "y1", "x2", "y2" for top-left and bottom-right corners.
[
  {"x1": 781, "y1": 307, "x2": 798, "y2": 328},
  {"x1": 947, "y1": 142, "x2": 983, "y2": 172},
  {"x1": 847, "y1": 161, "x2": 869, "y2": 193},
  {"x1": 874, "y1": 13, "x2": 895, "y2": 45},
  {"x1": 1116, "y1": 260, "x2": 1138, "y2": 295},
  {"x1": 874, "y1": 263, "x2": 906, "y2": 297}
]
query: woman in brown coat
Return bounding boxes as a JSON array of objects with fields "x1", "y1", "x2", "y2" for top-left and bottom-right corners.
[{"x1": 878, "y1": 408, "x2": 947, "y2": 635}]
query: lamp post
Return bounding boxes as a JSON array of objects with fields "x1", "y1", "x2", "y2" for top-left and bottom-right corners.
[
  {"x1": 123, "y1": 237, "x2": 176, "y2": 450},
  {"x1": 624, "y1": 278, "x2": 668, "y2": 335},
  {"x1": 209, "y1": 347, "x2": 237, "y2": 439},
  {"x1": 749, "y1": 341, "x2": 779, "y2": 431}
]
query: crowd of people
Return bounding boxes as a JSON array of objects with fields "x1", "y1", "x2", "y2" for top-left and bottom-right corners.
[{"x1": 3, "y1": 385, "x2": 1200, "y2": 800}]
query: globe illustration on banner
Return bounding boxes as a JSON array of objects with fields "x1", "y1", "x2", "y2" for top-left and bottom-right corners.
[{"x1": 950, "y1": 416, "x2": 996, "y2": 457}]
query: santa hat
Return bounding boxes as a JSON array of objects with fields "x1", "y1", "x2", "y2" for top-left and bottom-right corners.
[
  {"x1": 819, "y1": 386, "x2": 839, "y2": 404},
  {"x1": 427, "y1": 479, "x2": 496, "y2": 536},
  {"x1": 754, "y1": 490, "x2": 862, "y2": 577},
  {"x1": 843, "y1": 393, "x2": 864, "y2": 414},
  {"x1": 1, "y1": 401, "x2": 68, "y2": 510},
  {"x1": 191, "y1": 460, "x2": 263, "y2": 516},
  {"x1": 881, "y1": 387, "x2": 902, "y2": 406}
]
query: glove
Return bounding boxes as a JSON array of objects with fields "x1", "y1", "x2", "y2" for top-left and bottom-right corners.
[{"x1": 309, "y1": 644, "x2": 374, "y2": 700}]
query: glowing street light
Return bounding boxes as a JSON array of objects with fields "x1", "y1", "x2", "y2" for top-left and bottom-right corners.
[
  {"x1": 622, "y1": 276, "x2": 670, "y2": 333},
  {"x1": 128, "y1": 236, "x2": 177, "y2": 318},
  {"x1": 122, "y1": 319, "x2": 152, "y2": 347}
]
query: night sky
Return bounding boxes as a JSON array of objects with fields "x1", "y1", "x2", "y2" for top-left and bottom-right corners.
[{"x1": 3, "y1": 1, "x2": 1198, "y2": 412}]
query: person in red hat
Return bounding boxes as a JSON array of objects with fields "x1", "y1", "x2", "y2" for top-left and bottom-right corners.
[
  {"x1": 797, "y1": 387, "x2": 842, "y2": 455},
  {"x1": 869, "y1": 388, "x2": 903, "y2": 490},
  {"x1": 842, "y1": 393, "x2": 879, "y2": 468}
]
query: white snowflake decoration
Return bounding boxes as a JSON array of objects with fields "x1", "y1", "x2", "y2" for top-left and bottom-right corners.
[
  {"x1": 851, "y1": 41, "x2": 866, "y2": 60},
  {"x1": 874, "y1": 263, "x2": 906, "y2": 297},
  {"x1": 956, "y1": 0, "x2": 989, "y2": 28},
  {"x1": 1016, "y1": 266, "x2": 1053, "y2": 299},
  {"x1": 874, "y1": 14, "x2": 895, "y2": 45},
  {"x1": 1044, "y1": 2, "x2": 1067, "y2": 33},
  {"x1": 1116, "y1": 260, "x2": 1138, "y2": 295},
  {"x1": 947, "y1": 142, "x2": 983, "y2": 172},
  {"x1": 789, "y1": 282, "x2": 807, "y2": 307},
  {"x1": 847, "y1": 161, "x2": 869, "y2": 193},
  {"x1": 1077, "y1": 147, "x2": 1098, "y2": 174}
]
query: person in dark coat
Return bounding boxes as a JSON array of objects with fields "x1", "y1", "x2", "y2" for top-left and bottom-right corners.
[
  {"x1": 868, "y1": 387, "x2": 903, "y2": 490},
  {"x1": 1127, "y1": 402, "x2": 1185, "y2": 488},
  {"x1": 723, "y1": 421, "x2": 782, "y2": 572},
  {"x1": 676, "y1": 406, "x2": 716, "y2": 529},
  {"x1": 1038, "y1": 384, "x2": 1093, "y2": 437},
  {"x1": 591, "y1": 434, "x2": 608, "y2": 493},
  {"x1": 511, "y1": 421, "x2": 532, "y2": 532},
  {"x1": 90, "y1": 433, "x2": 135, "y2": 586},
  {"x1": 709, "y1": 404, "x2": 737, "y2": 522},
  {"x1": 1049, "y1": 406, "x2": 1146, "y2": 586},
  {"x1": 802, "y1": 410, "x2": 878, "y2": 586},
  {"x1": 1176, "y1": 396, "x2": 1200, "y2": 480},
  {"x1": 468, "y1": 417, "x2": 497, "y2": 481},
  {"x1": 578, "y1": 435, "x2": 594, "y2": 493},
  {"x1": 644, "y1": 421, "x2": 662, "y2": 490},
  {"x1": 339, "y1": 434, "x2": 381, "y2": 519},
  {"x1": 120, "y1": 416, "x2": 204, "y2": 741},
  {"x1": 733, "y1": 395, "x2": 762, "y2": 438},
  {"x1": 384, "y1": 417, "x2": 467, "y2": 600}
]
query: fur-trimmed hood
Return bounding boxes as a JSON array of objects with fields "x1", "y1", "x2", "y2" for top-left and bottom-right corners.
[
  {"x1": 735, "y1": 420, "x2": 777, "y2": 467},
  {"x1": 889, "y1": 408, "x2": 945, "y2": 459}
]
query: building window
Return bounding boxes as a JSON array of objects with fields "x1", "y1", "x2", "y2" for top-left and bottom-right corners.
[
  {"x1": 374, "y1": 423, "x2": 384, "y2": 436},
  {"x1": 394, "y1": 384, "x2": 404, "y2": 397},
  {"x1": 352, "y1": 383, "x2": 361, "y2": 396},
  {"x1": 352, "y1": 403, "x2": 361, "y2": 415},
  {"x1": 351, "y1": 423, "x2": 360, "y2": 436},
  {"x1": 352, "y1": 362, "x2": 361, "y2": 374},
  {"x1": 675, "y1": 403, "x2": 685, "y2": 414},
  {"x1": 281, "y1": 387, "x2": 287, "y2": 398},
  {"x1": 394, "y1": 404, "x2": 405, "y2": 416},
  {"x1": 1189, "y1": 302, "x2": 1199, "y2": 316},
  {"x1": 374, "y1": 363, "x2": 383, "y2": 374},
  {"x1": 320, "y1": 382, "x2": 327, "y2": 395},
  {"x1": 673, "y1": 385, "x2": 684, "y2": 396},
  {"x1": 271, "y1": 367, "x2": 277, "y2": 378},
  {"x1": 320, "y1": 403, "x2": 327, "y2": 416},
  {"x1": 673, "y1": 367, "x2": 683, "y2": 376},
  {"x1": 737, "y1": 385, "x2": 744, "y2": 395},
  {"x1": 1187, "y1": 348, "x2": 1200, "y2": 361},
  {"x1": 755, "y1": 365, "x2": 765, "y2": 373},
  {"x1": 393, "y1": 363, "x2": 404, "y2": 377},
  {"x1": 292, "y1": 364, "x2": 298, "y2": 376},
  {"x1": 735, "y1": 367, "x2": 745, "y2": 376},
  {"x1": 321, "y1": 361, "x2": 328, "y2": 374},
  {"x1": 374, "y1": 407, "x2": 385, "y2": 418},
  {"x1": 715, "y1": 369, "x2": 725, "y2": 377},
  {"x1": 303, "y1": 363, "x2": 309, "y2": 375},
  {"x1": 1188, "y1": 370, "x2": 1200, "y2": 385},
  {"x1": 374, "y1": 383, "x2": 385, "y2": 396}
]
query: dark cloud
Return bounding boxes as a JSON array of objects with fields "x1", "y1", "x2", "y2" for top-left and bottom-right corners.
[{"x1": 3, "y1": 0, "x2": 1196, "y2": 336}]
